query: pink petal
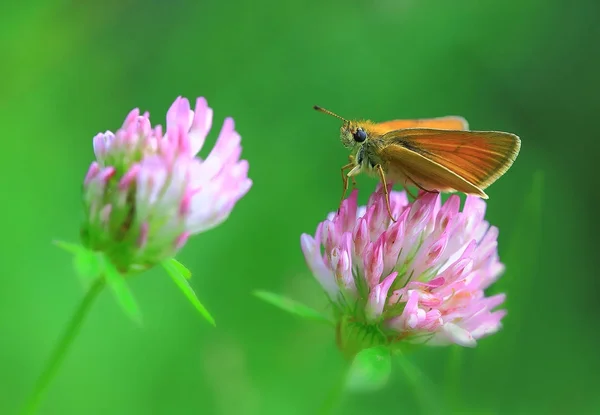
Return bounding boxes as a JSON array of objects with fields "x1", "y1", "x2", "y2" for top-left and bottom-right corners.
[
  {"x1": 188, "y1": 97, "x2": 213, "y2": 155},
  {"x1": 93, "y1": 132, "x2": 111, "y2": 161},
  {"x1": 84, "y1": 162, "x2": 101, "y2": 185},
  {"x1": 363, "y1": 240, "x2": 384, "y2": 287},
  {"x1": 421, "y1": 309, "x2": 443, "y2": 330},
  {"x1": 474, "y1": 226, "x2": 499, "y2": 266},
  {"x1": 442, "y1": 323, "x2": 476, "y2": 347},
  {"x1": 440, "y1": 257, "x2": 473, "y2": 286},
  {"x1": 366, "y1": 271, "x2": 398, "y2": 321},
  {"x1": 406, "y1": 192, "x2": 437, "y2": 239},
  {"x1": 338, "y1": 189, "x2": 358, "y2": 232},
  {"x1": 121, "y1": 108, "x2": 141, "y2": 129},
  {"x1": 331, "y1": 242, "x2": 354, "y2": 292},
  {"x1": 388, "y1": 190, "x2": 410, "y2": 214},
  {"x1": 98, "y1": 166, "x2": 116, "y2": 184},
  {"x1": 208, "y1": 117, "x2": 241, "y2": 169},
  {"x1": 484, "y1": 293, "x2": 506, "y2": 310},
  {"x1": 401, "y1": 290, "x2": 421, "y2": 329},
  {"x1": 137, "y1": 222, "x2": 149, "y2": 249},
  {"x1": 352, "y1": 217, "x2": 369, "y2": 257},
  {"x1": 322, "y1": 220, "x2": 338, "y2": 253},
  {"x1": 136, "y1": 156, "x2": 169, "y2": 211},
  {"x1": 301, "y1": 234, "x2": 338, "y2": 298},
  {"x1": 426, "y1": 231, "x2": 449, "y2": 266},
  {"x1": 383, "y1": 219, "x2": 406, "y2": 271},
  {"x1": 461, "y1": 196, "x2": 487, "y2": 236},
  {"x1": 100, "y1": 204, "x2": 112, "y2": 225},
  {"x1": 166, "y1": 96, "x2": 192, "y2": 133},
  {"x1": 119, "y1": 164, "x2": 140, "y2": 190},
  {"x1": 467, "y1": 309, "x2": 506, "y2": 339},
  {"x1": 174, "y1": 231, "x2": 190, "y2": 251},
  {"x1": 365, "y1": 193, "x2": 388, "y2": 237}
]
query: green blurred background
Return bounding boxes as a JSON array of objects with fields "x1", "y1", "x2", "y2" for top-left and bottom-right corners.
[{"x1": 2, "y1": 0, "x2": 599, "y2": 413}]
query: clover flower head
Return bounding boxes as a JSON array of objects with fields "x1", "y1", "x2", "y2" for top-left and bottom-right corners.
[
  {"x1": 301, "y1": 187, "x2": 505, "y2": 355},
  {"x1": 82, "y1": 96, "x2": 252, "y2": 272}
]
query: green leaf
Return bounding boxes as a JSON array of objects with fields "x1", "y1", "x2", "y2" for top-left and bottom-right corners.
[
  {"x1": 103, "y1": 257, "x2": 142, "y2": 324},
  {"x1": 346, "y1": 346, "x2": 391, "y2": 392},
  {"x1": 54, "y1": 240, "x2": 103, "y2": 279},
  {"x1": 54, "y1": 240, "x2": 141, "y2": 323},
  {"x1": 253, "y1": 290, "x2": 334, "y2": 325},
  {"x1": 74, "y1": 251, "x2": 103, "y2": 280},
  {"x1": 165, "y1": 258, "x2": 192, "y2": 279},
  {"x1": 162, "y1": 260, "x2": 215, "y2": 326},
  {"x1": 53, "y1": 240, "x2": 84, "y2": 255}
]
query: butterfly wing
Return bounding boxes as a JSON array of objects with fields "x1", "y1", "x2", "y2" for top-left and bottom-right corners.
[
  {"x1": 379, "y1": 129, "x2": 520, "y2": 195},
  {"x1": 372, "y1": 116, "x2": 469, "y2": 135},
  {"x1": 380, "y1": 144, "x2": 489, "y2": 197}
]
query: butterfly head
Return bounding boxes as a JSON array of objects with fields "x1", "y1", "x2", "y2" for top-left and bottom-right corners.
[
  {"x1": 313, "y1": 105, "x2": 373, "y2": 149},
  {"x1": 340, "y1": 121, "x2": 369, "y2": 149}
]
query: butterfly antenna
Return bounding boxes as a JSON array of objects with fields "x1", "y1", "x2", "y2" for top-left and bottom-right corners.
[{"x1": 313, "y1": 105, "x2": 347, "y2": 122}]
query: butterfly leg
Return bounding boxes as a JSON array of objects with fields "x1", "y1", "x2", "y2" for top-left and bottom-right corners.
[
  {"x1": 376, "y1": 164, "x2": 397, "y2": 222},
  {"x1": 407, "y1": 176, "x2": 438, "y2": 198},
  {"x1": 339, "y1": 162, "x2": 355, "y2": 211},
  {"x1": 402, "y1": 181, "x2": 418, "y2": 200},
  {"x1": 348, "y1": 155, "x2": 358, "y2": 189},
  {"x1": 399, "y1": 168, "x2": 438, "y2": 200}
]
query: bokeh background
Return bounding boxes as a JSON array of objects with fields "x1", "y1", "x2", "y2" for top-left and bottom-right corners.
[{"x1": 2, "y1": 0, "x2": 599, "y2": 413}]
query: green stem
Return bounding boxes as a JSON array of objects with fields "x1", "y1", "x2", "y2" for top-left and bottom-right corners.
[
  {"x1": 444, "y1": 346, "x2": 463, "y2": 410},
  {"x1": 21, "y1": 278, "x2": 105, "y2": 415},
  {"x1": 395, "y1": 351, "x2": 441, "y2": 415},
  {"x1": 318, "y1": 367, "x2": 348, "y2": 415}
]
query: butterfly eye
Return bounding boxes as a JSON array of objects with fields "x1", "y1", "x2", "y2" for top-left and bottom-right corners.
[{"x1": 353, "y1": 128, "x2": 367, "y2": 143}]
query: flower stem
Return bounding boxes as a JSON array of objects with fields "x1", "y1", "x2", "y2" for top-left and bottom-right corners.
[
  {"x1": 444, "y1": 346, "x2": 463, "y2": 410},
  {"x1": 395, "y1": 351, "x2": 441, "y2": 415},
  {"x1": 318, "y1": 368, "x2": 348, "y2": 415},
  {"x1": 21, "y1": 277, "x2": 105, "y2": 415}
]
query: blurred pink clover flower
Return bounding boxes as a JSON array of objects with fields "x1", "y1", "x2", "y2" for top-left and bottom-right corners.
[{"x1": 82, "y1": 96, "x2": 251, "y2": 272}]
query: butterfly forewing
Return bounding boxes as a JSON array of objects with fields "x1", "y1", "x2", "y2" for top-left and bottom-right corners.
[
  {"x1": 373, "y1": 116, "x2": 469, "y2": 135},
  {"x1": 381, "y1": 129, "x2": 520, "y2": 190}
]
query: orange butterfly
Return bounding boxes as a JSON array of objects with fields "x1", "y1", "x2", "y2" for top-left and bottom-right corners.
[{"x1": 314, "y1": 105, "x2": 521, "y2": 221}]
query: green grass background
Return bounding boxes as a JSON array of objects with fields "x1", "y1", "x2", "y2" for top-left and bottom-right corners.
[{"x1": 1, "y1": 0, "x2": 599, "y2": 413}]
